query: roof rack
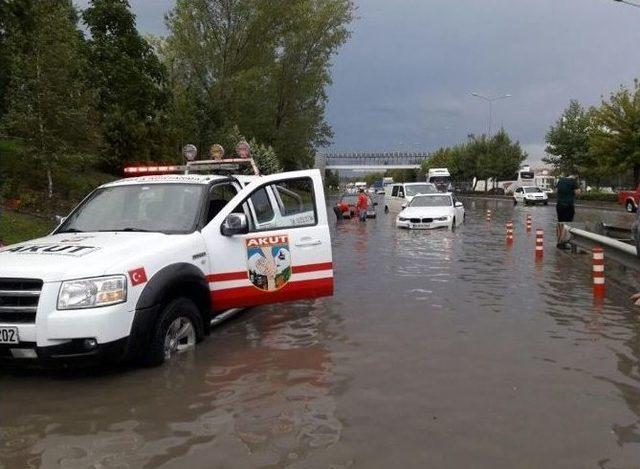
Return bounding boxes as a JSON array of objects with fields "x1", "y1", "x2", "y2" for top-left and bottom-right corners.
[{"x1": 124, "y1": 158, "x2": 260, "y2": 177}]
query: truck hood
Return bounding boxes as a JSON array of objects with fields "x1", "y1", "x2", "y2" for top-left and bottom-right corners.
[
  {"x1": 398, "y1": 206, "x2": 453, "y2": 219},
  {"x1": 0, "y1": 232, "x2": 181, "y2": 282}
]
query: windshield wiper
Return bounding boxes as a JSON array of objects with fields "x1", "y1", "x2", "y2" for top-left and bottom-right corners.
[
  {"x1": 95, "y1": 228, "x2": 153, "y2": 233},
  {"x1": 120, "y1": 227, "x2": 151, "y2": 232},
  {"x1": 57, "y1": 228, "x2": 84, "y2": 233}
]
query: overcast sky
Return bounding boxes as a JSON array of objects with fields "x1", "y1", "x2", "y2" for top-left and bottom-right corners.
[{"x1": 76, "y1": 0, "x2": 640, "y2": 163}]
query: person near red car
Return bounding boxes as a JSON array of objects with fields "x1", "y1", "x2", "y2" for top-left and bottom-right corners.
[{"x1": 357, "y1": 188, "x2": 368, "y2": 222}]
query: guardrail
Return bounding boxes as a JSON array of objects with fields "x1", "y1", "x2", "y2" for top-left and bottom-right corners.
[{"x1": 565, "y1": 224, "x2": 640, "y2": 271}]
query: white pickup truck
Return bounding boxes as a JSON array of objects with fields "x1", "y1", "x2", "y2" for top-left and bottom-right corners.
[{"x1": 0, "y1": 162, "x2": 333, "y2": 367}]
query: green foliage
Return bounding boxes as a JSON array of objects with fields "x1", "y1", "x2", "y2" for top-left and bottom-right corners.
[
  {"x1": 164, "y1": 0, "x2": 354, "y2": 170},
  {"x1": 83, "y1": 0, "x2": 172, "y2": 167},
  {"x1": 418, "y1": 130, "x2": 526, "y2": 187},
  {"x1": 324, "y1": 169, "x2": 340, "y2": 188},
  {"x1": 2, "y1": 0, "x2": 100, "y2": 198},
  {"x1": 590, "y1": 79, "x2": 640, "y2": 183},
  {"x1": 385, "y1": 169, "x2": 417, "y2": 182},
  {"x1": 0, "y1": 210, "x2": 55, "y2": 245},
  {"x1": 543, "y1": 100, "x2": 592, "y2": 175},
  {"x1": 219, "y1": 125, "x2": 282, "y2": 175}
]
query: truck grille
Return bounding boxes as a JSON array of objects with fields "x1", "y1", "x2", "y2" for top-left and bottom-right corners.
[{"x1": 0, "y1": 279, "x2": 42, "y2": 324}]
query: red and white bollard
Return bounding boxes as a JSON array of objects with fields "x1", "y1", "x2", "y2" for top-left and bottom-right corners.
[
  {"x1": 526, "y1": 214, "x2": 532, "y2": 232},
  {"x1": 592, "y1": 247, "x2": 605, "y2": 299},
  {"x1": 535, "y1": 228, "x2": 544, "y2": 259},
  {"x1": 506, "y1": 220, "x2": 514, "y2": 244},
  {"x1": 485, "y1": 209, "x2": 492, "y2": 222}
]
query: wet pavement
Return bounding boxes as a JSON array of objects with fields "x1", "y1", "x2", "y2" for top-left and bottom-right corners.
[{"x1": 3, "y1": 199, "x2": 640, "y2": 468}]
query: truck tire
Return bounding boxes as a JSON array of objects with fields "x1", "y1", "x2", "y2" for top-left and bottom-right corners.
[
  {"x1": 142, "y1": 297, "x2": 203, "y2": 367},
  {"x1": 626, "y1": 200, "x2": 636, "y2": 213}
]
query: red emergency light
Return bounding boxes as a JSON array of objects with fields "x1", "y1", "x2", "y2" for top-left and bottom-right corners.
[
  {"x1": 123, "y1": 158, "x2": 260, "y2": 177},
  {"x1": 123, "y1": 165, "x2": 180, "y2": 176}
]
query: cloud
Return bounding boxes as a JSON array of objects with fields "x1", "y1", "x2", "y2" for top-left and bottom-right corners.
[{"x1": 326, "y1": 0, "x2": 640, "y2": 153}]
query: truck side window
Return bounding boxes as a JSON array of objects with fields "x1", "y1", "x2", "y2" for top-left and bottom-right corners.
[
  {"x1": 272, "y1": 178, "x2": 316, "y2": 227},
  {"x1": 206, "y1": 182, "x2": 237, "y2": 223},
  {"x1": 250, "y1": 187, "x2": 275, "y2": 225},
  {"x1": 391, "y1": 186, "x2": 399, "y2": 197}
]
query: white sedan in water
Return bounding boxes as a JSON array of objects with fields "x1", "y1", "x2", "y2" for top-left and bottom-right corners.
[{"x1": 396, "y1": 193, "x2": 465, "y2": 230}]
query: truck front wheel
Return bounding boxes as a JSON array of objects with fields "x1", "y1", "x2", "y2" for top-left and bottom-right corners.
[
  {"x1": 143, "y1": 297, "x2": 203, "y2": 367},
  {"x1": 626, "y1": 200, "x2": 637, "y2": 213}
]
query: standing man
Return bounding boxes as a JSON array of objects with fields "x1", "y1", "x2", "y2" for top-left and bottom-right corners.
[
  {"x1": 357, "y1": 188, "x2": 368, "y2": 222},
  {"x1": 556, "y1": 175, "x2": 579, "y2": 248}
]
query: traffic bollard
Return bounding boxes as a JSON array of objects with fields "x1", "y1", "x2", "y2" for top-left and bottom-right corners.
[
  {"x1": 485, "y1": 209, "x2": 492, "y2": 222},
  {"x1": 526, "y1": 214, "x2": 532, "y2": 232},
  {"x1": 506, "y1": 221, "x2": 514, "y2": 244},
  {"x1": 592, "y1": 247, "x2": 605, "y2": 299},
  {"x1": 535, "y1": 228, "x2": 544, "y2": 259}
]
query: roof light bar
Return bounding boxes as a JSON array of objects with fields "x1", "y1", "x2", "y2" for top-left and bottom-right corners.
[{"x1": 123, "y1": 158, "x2": 260, "y2": 177}]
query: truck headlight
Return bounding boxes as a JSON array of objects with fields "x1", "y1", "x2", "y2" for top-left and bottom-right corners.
[
  {"x1": 435, "y1": 216, "x2": 449, "y2": 221},
  {"x1": 57, "y1": 275, "x2": 127, "y2": 310}
]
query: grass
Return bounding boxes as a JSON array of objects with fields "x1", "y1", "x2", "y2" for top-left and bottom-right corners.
[{"x1": 0, "y1": 210, "x2": 55, "y2": 246}]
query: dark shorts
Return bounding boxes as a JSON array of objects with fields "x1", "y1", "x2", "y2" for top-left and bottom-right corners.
[{"x1": 556, "y1": 203, "x2": 575, "y2": 222}]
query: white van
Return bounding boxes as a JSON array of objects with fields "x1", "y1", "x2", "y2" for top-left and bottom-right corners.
[{"x1": 384, "y1": 182, "x2": 438, "y2": 213}]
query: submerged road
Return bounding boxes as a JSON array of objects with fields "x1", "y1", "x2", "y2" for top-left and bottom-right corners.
[{"x1": 2, "y1": 199, "x2": 640, "y2": 468}]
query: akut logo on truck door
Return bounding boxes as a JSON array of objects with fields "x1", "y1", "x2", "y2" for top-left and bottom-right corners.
[{"x1": 246, "y1": 235, "x2": 292, "y2": 292}]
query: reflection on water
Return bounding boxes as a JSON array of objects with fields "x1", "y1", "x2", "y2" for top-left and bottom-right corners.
[
  {"x1": 0, "y1": 304, "x2": 346, "y2": 468},
  {"x1": 2, "y1": 198, "x2": 640, "y2": 467}
]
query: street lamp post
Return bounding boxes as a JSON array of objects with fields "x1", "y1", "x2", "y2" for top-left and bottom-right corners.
[{"x1": 471, "y1": 92, "x2": 512, "y2": 137}]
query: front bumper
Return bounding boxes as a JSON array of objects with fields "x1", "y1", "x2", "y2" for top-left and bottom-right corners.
[
  {"x1": 396, "y1": 219, "x2": 451, "y2": 230},
  {"x1": 525, "y1": 198, "x2": 548, "y2": 204},
  {"x1": 0, "y1": 337, "x2": 129, "y2": 367}
]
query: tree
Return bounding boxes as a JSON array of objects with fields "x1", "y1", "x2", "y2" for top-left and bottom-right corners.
[
  {"x1": 83, "y1": 0, "x2": 170, "y2": 167},
  {"x1": 543, "y1": 100, "x2": 592, "y2": 175},
  {"x1": 266, "y1": 0, "x2": 353, "y2": 169},
  {"x1": 590, "y1": 79, "x2": 640, "y2": 185},
  {"x1": 219, "y1": 125, "x2": 282, "y2": 175},
  {"x1": 324, "y1": 169, "x2": 339, "y2": 188},
  {"x1": 0, "y1": 0, "x2": 37, "y2": 121},
  {"x1": 419, "y1": 147, "x2": 455, "y2": 180},
  {"x1": 3, "y1": 1, "x2": 99, "y2": 198},
  {"x1": 164, "y1": 0, "x2": 354, "y2": 170}
]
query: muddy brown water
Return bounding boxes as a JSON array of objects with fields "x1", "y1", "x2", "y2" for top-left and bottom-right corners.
[{"x1": 2, "y1": 199, "x2": 640, "y2": 468}]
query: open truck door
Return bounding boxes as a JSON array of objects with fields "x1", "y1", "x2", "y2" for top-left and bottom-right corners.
[{"x1": 202, "y1": 169, "x2": 333, "y2": 311}]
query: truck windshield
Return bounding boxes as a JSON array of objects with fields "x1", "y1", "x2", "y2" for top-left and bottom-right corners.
[
  {"x1": 57, "y1": 184, "x2": 206, "y2": 234},
  {"x1": 410, "y1": 195, "x2": 452, "y2": 207},
  {"x1": 405, "y1": 184, "x2": 437, "y2": 196}
]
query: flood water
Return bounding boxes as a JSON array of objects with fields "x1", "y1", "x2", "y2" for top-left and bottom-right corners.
[{"x1": 3, "y1": 198, "x2": 640, "y2": 468}]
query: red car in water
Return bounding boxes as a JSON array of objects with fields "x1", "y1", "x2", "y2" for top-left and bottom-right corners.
[{"x1": 333, "y1": 194, "x2": 376, "y2": 219}]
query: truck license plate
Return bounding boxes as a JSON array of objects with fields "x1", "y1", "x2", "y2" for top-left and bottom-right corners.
[
  {"x1": 0, "y1": 327, "x2": 19, "y2": 344},
  {"x1": 410, "y1": 223, "x2": 430, "y2": 229}
]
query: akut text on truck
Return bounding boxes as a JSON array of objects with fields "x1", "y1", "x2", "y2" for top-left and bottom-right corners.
[{"x1": 0, "y1": 146, "x2": 334, "y2": 367}]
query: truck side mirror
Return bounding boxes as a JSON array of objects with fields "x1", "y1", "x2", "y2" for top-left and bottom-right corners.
[
  {"x1": 221, "y1": 213, "x2": 248, "y2": 236},
  {"x1": 55, "y1": 215, "x2": 66, "y2": 225},
  {"x1": 401, "y1": 203, "x2": 407, "y2": 210}
]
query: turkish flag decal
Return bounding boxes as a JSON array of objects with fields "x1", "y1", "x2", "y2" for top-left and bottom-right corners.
[{"x1": 128, "y1": 267, "x2": 148, "y2": 286}]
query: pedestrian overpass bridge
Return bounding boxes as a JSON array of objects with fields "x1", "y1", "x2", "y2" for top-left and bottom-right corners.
[{"x1": 315, "y1": 152, "x2": 430, "y2": 173}]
